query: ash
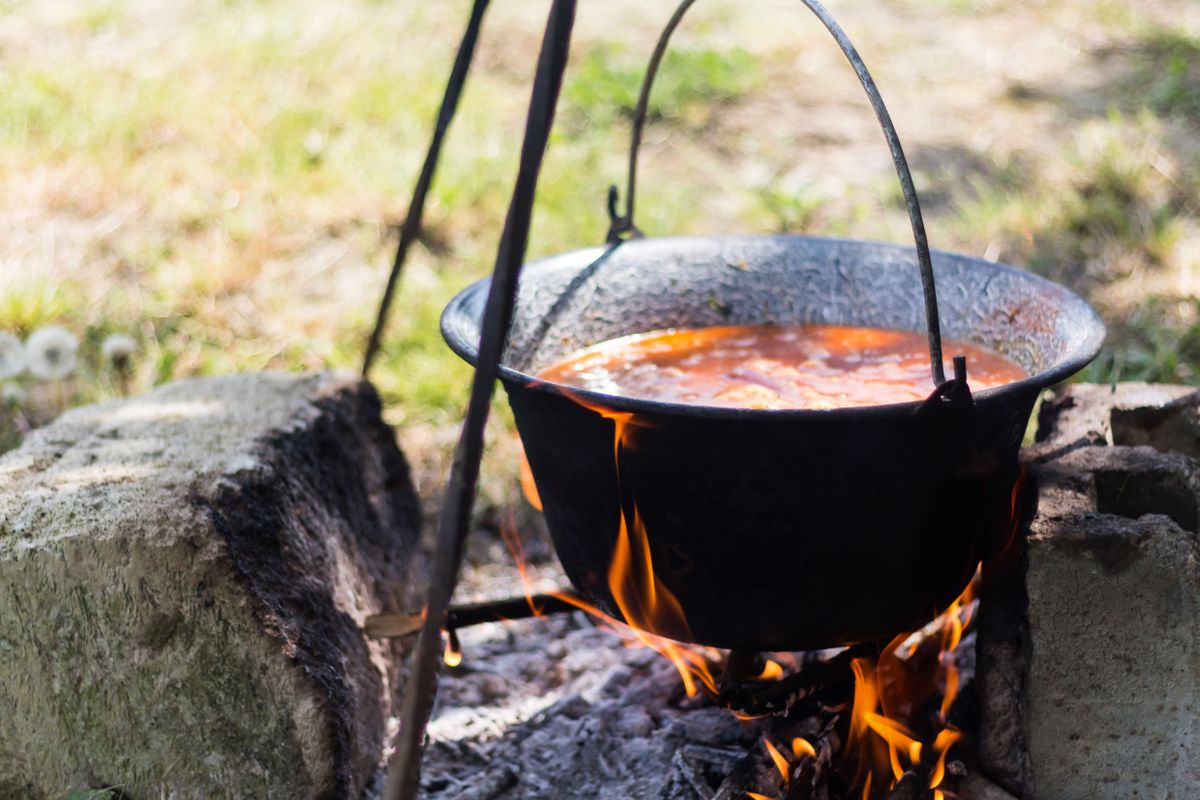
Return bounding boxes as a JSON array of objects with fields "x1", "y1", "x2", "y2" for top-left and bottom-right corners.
[
  {"x1": 410, "y1": 522, "x2": 756, "y2": 799},
  {"x1": 418, "y1": 613, "x2": 753, "y2": 800}
]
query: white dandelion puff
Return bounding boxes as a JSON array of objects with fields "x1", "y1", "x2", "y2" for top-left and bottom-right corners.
[
  {"x1": 0, "y1": 333, "x2": 24, "y2": 379},
  {"x1": 101, "y1": 333, "x2": 137, "y2": 370},
  {"x1": 25, "y1": 325, "x2": 79, "y2": 380}
]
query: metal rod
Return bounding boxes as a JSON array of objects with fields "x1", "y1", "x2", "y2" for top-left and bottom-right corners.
[
  {"x1": 615, "y1": 0, "x2": 947, "y2": 386},
  {"x1": 365, "y1": 591, "x2": 585, "y2": 640},
  {"x1": 361, "y1": 0, "x2": 492, "y2": 378},
  {"x1": 382, "y1": 3, "x2": 577, "y2": 798},
  {"x1": 609, "y1": 0, "x2": 697, "y2": 243}
]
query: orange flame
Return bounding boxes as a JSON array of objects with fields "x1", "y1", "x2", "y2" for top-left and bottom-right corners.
[
  {"x1": 518, "y1": 447, "x2": 543, "y2": 511},
  {"x1": 604, "y1": 406, "x2": 718, "y2": 696},
  {"x1": 928, "y1": 726, "x2": 964, "y2": 793},
  {"x1": 848, "y1": 567, "x2": 980, "y2": 797},
  {"x1": 792, "y1": 737, "x2": 816, "y2": 759},
  {"x1": 499, "y1": 499, "x2": 715, "y2": 685},
  {"x1": 442, "y1": 631, "x2": 462, "y2": 668},
  {"x1": 757, "y1": 658, "x2": 784, "y2": 681},
  {"x1": 498, "y1": 509, "x2": 550, "y2": 617},
  {"x1": 844, "y1": 470, "x2": 1025, "y2": 797},
  {"x1": 519, "y1": 389, "x2": 718, "y2": 698},
  {"x1": 937, "y1": 566, "x2": 979, "y2": 722},
  {"x1": 763, "y1": 738, "x2": 790, "y2": 785},
  {"x1": 510, "y1": 389, "x2": 1026, "y2": 798}
]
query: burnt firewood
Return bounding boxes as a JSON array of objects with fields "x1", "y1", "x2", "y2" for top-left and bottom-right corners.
[
  {"x1": 787, "y1": 757, "x2": 822, "y2": 800},
  {"x1": 710, "y1": 709, "x2": 839, "y2": 800},
  {"x1": 787, "y1": 713, "x2": 842, "y2": 800},
  {"x1": 711, "y1": 747, "x2": 784, "y2": 800},
  {"x1": 881, "y1": 768, "x2": 925, "y2": 800},
  {"x1": 719, "y1": 644, "x2": 875, "y2": 717},
  {"x1": 672, "y1": 745, "x2": 747, "y2": 800},
  {"x1": 718, "y1": 649, "x2": 767, "y2": 692}
]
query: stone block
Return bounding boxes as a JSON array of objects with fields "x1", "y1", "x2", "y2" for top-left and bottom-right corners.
[
  {"x1": 0, "y1": 372, "x2": 421, "y2": 799},
  {"x1": 980, "y1": 383, "x2": 1200, "y2": 799},
  {"x1": 1035, "y1": 382, "x2": 1197, "y2": 449}
]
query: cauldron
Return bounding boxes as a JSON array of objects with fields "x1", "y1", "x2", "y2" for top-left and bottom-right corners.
[
  {"x1": 442, "y1": 236, "x2": 1103, "y2": 651},
  {"x1": 440, "y1": 0, "x2": 1104, "y2": 651}
]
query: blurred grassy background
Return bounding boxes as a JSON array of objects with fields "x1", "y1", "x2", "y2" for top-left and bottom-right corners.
[{"x1": 0, "y1": 0, "x2": 1197, "y2": 502}]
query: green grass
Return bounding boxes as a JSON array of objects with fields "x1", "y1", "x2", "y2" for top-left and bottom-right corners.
[
  {"x1": 1086, "y1": 298, "x2": 1200, "y2": 384},
  {"x1": 562, "y1": 43, "x2": 762, "y2": 129},
  {"x1": 1134, "y1": 29, "x2": 1200, "y2": 123}
]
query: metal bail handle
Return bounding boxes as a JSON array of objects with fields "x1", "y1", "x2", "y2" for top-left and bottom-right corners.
[{"x1": 607, "y1": 0, "x2": 950, "y2": 387}]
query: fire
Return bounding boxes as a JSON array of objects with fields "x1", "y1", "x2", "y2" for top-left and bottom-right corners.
[
  {"x1": 509, "y1": 422, "x2": 719, "y2": 696},
  {"x1": 498, "y1": 510, "x2": 551, "y2": 617},
  {"x1": 515, "y1": 391, "x2": 720, "y2": 697},
  {"x1": 763, "y1": 738, "x2": 790, "y2": 784},
  {"x1": 745, "y1": 736, "x2": 817, "y2": 799},
  {"x1": 846, "y1": 568, "x2": 979, "y2": 797},
  {"x1": 757, "y1": 659, "x2": 784, "y2": 681},
  {"x1": 792, "y1": 736, "x2": 816, "y2": 759},
  {"x1": 600, "y1": 406, "x2": 719, "y2": 696},
  {"x1": 505, "y1": 396, "x2": 1026, "y2": 798},
  {"x1": 518, "y1": 449, "x2": 542, "y2": 511},
  {"x1": 442, "y1": 630, "x2": 462, "y2": 668}
]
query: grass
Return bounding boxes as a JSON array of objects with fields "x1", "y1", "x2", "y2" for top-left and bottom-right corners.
[
  {"x1": 1137, "y1": 29, "x2": 1200, "y2": 123},
  {"x1": 1087, "y1": 297, "x2": 1200, "y2": 383},
  {"x1": 0, "y1": 0, "x2": 1197, "y2": 494},
  {"x1": 562, "y1": 42, "x2": 762, "y2": 130}
]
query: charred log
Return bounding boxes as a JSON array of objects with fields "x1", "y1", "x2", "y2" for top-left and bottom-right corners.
[{"x1": 718, "y1": 644, "x2": 876, "y2": 717}]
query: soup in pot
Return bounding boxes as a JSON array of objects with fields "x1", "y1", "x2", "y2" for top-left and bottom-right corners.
[{"x1": 535, "y1": 324, "x2": 1025, "y2": 410}]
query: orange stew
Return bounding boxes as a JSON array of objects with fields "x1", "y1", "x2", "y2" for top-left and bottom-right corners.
[{"x1": 536, "y1": 324, "x2": 1025, "y2": 410}]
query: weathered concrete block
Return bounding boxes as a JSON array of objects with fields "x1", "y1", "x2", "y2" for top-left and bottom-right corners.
[
  {"x1": 1111, "y1": 390, "x2": 1200, "y2": 458},
  {"x1": 1024, "y1": 493, "x2": 1200, "y2": 798},
  {"x1": 980, "y1": 383, "x2": 1200, "y2": 800},
  {"x1": 1035, "y1": 382, "x2": 1197, "y2": 449},
  {"x1": 0, "y1": 372, "x2": 422, "y2": 799}
]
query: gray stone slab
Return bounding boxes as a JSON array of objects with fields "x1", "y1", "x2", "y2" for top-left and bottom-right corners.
[
  {"x1": 1025, "y1": 508, "x2": 1200, "y2": 799},
  {"x1": 0, "y1": 372, "x2": 421, "y2": 799}
]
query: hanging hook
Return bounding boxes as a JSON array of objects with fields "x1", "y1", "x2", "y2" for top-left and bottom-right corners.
[{"x1": 605, "y1": 184, "x2": 643, "y2": 244}]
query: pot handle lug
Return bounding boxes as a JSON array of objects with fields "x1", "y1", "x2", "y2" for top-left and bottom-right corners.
[{"x1": 606, "y1": 0, "x2": 949, "y2": 387}]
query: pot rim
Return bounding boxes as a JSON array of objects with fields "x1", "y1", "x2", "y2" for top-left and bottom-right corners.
[{"x1": 442, "y1": 233, "x2": 1106, "y2": 421}]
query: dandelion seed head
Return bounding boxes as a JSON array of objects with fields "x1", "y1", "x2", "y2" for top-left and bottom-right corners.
[
  {"x1": 102, "y1": 333, "x2": 137, "y2": 368},
  {"x1": 25, "y1": 325, "x2": 79, "y2": 381},
  {"x1": 0, "y1": 333, "x2": 24, "y2": 380}
]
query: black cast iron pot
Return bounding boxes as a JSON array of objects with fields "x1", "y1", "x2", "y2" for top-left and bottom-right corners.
[{"x1": 442, "y1": 234, "x2": 1103, "y2": 651}]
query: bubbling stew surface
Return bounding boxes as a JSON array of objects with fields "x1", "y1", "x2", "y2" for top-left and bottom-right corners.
[{"x1": 536, "y1": 324, "x2": 1026, "y2": 410}]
